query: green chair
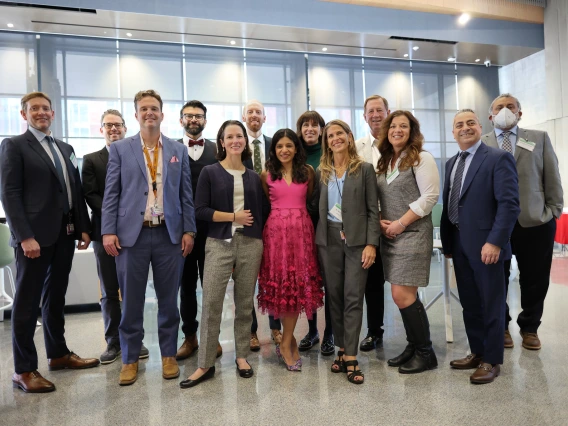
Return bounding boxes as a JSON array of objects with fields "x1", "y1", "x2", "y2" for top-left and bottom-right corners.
[{"x1": 0, "y1": 223, "x2": 16, "y2": 321}]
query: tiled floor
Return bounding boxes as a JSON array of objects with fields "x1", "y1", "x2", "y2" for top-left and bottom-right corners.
[{"x1": 1, "y1": 252, "x2": 568, "y2": 425}]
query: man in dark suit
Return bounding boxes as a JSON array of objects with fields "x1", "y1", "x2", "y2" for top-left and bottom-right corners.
[
  {"x1": 483, "y1": 93, "x2": 563, "y2": 351},
  {"x1": 241, "y1": 99, "x2": 281, "y2": 350},
  {"x1": 175, "y1": 100, "x2": 222, "y2": 360},
  {"x1": 82, "y1": 109, "x2": 148, "y2": 364},
  {"x1": 0, "y1": 91, "x2": 99, "y2": 394},
  {"x1": 441, "y1": 109, "x2": 520, "y2": 384}
]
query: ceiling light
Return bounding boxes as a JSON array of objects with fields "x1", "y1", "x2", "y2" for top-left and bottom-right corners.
[
  {"x1": 475, "y1": 58, "x2": 480, "y2": 62},
  {"x1": 403, "y1": 53, "x2": 409, "y2": 58},
  {"x1": 458, "y1": 13, "x2": 470, "y2": 25},
  {"x1": 322, "y1": 47, "x2": 328, "y2": 51},
  {"x1": 413, "y1": 46, "x2": 419, "y2": 51},
  {"x1": 126, "y1": 32, "x2": 132, "y2": 37},
  {"x1": 447, "y1": 56, "x2": 456, "y2": 62},
  {"x1": 230, "y1": 40, "x2": 236, "y2": 45},
  {"x1": 7, "y1": 23, "x2": 14, "y2": 28}
]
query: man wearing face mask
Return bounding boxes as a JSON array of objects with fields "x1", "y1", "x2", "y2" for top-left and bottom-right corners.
[{"x1": 482, "y1": 93, "x2": 563, "y2": 351}]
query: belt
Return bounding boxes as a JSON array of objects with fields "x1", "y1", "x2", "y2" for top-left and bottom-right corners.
[{"x1": 142, "y1": 219, "x2": 166, "y2": 228}]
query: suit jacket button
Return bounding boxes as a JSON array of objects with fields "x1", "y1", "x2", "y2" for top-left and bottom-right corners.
[
  {"x1": 140, "y1": 212, "x2": 144, "y2": 215},
  {"x1": 144, "y1": 192, "x2": 148, "y2": 195}
]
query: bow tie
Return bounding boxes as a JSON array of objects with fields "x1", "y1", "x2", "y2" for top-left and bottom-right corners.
[{"x1": 187, "y1": 139, "x2": 204, "y2": 147}]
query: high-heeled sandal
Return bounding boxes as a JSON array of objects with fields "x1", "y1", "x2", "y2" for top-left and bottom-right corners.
[
  {"x1": 344, "y1": 360, "x2": 364, "y2": 384},
  {"x1": 277, "y1": 346, "x2": 301, "y2": 371},
  {"x1": 330, "y1": 350, "x2": 345, "y2": 373}
]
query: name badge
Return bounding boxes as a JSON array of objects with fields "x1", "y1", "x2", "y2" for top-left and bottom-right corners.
[
  {"x1": 386, "y1": 168, "x2": 400, "y2": 185},
  {"x1": 151, "y1": 206, "x2": 163, "y2": 216},
  {"x1": 330, "y1": 203, "x2": 342, "y2": 221},
  {"x1": 517, "y1": 138, "x2": 535, "y2": 152},
  {"x1": 70, "y1": 152, "x2": 78, "y2": 168}
]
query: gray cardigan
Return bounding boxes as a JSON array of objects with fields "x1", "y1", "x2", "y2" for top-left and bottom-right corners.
[{"x1": 313, "y1": 162, "x2": 380, "y2": 247}]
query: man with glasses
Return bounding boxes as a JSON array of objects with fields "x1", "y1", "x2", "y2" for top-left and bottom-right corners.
[
  {"x1": 82, "y1": 110, "x2": 149, "y2": 364},
  {"x1": 175, "y1": 100, "x2": 222, "y2": 361},
  {"x1": 0, "y1": 91, "x2": 98, "y2": 393}
]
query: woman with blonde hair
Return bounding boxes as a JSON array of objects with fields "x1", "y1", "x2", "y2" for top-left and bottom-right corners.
[
  {"x1": 313, "y1": 119, "x2": 379, "y2": 384},
  {"x1": 376, "y1": 110, "x2": 440, "y2": 374}
]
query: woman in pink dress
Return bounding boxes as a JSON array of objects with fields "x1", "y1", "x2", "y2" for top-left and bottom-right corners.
[{"x1": 258, "y1": 128, "x2": 324, "y2": 371}]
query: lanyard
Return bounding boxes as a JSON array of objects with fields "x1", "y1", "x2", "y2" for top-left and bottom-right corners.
[
  {"x1": 142, "y1": 144, "x2": 159, "y2": 199},
  {"x1": 333, "y1": 169, "x2": 345, "y2": 231}
]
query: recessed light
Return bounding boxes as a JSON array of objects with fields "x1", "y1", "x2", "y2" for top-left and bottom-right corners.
[
  {"x1": 475, "y1": 58, "x2": 480, "y2": 62},
  {"x1": 322, "y1": 47, "x2": 328, "y2": 51},
  {"x1": 413, "y1": 46, "x2": 419, "y2": 51},
  {"x1": 230, "y1": 40, "x2": 236, "y2": 45},
  {"x1": 36, "y1": 34, "x2": 40, "y2": 39},
  {"x1": 448, "y1": 57, "x2": 456, "y2": 62},
  {"x1": 403, "y1": 53, "x2": 409, "y2": 58},
  {"x1": 7, "y1": 23, "x2": 14, "y2": 28},
  {"x1": 458, "y1": 13, "x2": 470, "y2": 25},
  {"x1": 126, "y1": 32, "x2": 132, "y2": 37}
]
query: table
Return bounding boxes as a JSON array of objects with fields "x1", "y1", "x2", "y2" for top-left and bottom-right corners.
[{"x1": 424, "y1": 239, "x2": 460, "y2": 343}]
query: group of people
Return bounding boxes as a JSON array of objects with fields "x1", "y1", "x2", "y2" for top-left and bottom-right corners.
[{"x1": 0, "y1": 88, "x2": 562, "y2": 393}]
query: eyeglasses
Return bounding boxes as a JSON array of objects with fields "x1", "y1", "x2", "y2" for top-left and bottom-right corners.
[
  {"x1": 182, "y1": 114, "x2": 205, "y2": 120},
  {"x1": 102, "y1": 123, "x2": 125, "y2": 129}
]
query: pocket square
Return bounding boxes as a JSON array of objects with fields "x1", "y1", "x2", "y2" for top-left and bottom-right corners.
[{"x1": 170, "y1": 155, "x2": 179, "y2": 163}]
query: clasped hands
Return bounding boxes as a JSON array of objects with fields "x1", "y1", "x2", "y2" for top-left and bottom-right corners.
[{"x1": 380, "y1": 219, "x2": 404, "y2": 239}]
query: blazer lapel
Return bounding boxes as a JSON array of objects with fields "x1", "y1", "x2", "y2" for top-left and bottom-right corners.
[
  {"x1": 514, "y1": 128, "x2": 527, "y2": 162},
  {"x1": 443, "y1": 154, "x2": 458, "y2": 205},
  {"x1": 483, "y1": 130, "x2": 499, "y2": 149},
  {"x1": 26, "y1": 131, "x2": 60, "y2": 181},
  {"x1": 161, "y1": 135, "x2": 171, "y2": 185},
  {"x1": 460, "y1": 143, "x2": 488, "y2": 200},
  {"x1": 130, "y1": 133, "x2": 147, "y2": 180},
  {"x1": 54, "y1": 139, "x2": 76, "y2": 187}
]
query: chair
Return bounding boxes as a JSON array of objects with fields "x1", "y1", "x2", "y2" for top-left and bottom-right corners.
[
  {"x1": 431, "y1": 203, "x2": 443, "y2": 262},
  {"x1": 0, "y1": 223, "x2": 16, "y2": 321}
]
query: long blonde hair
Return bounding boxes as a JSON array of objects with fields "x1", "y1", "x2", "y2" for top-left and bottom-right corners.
[{"x1": 319, "y1": 119, "x2": 364, "y2": 184}]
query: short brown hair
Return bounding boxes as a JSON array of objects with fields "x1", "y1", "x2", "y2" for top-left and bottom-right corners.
[
  {"x1": 134, "y1": 90, "x2": 163, "y2": 111},
  {"x1": 21, "y1": 91, "x2": 52, "y2": 111},
  {"x1": 296, "y1": 110, "x2": 326, "y2": 147},
  {"x1": 100, "y1": 109, "x2": 125, "y2": 126},
  {"x1": 215, "y1": 120, "x2": 252, "y2": 162},
  {"x1": 363, "y1": 95, "x2": 389, "y2": 114}
]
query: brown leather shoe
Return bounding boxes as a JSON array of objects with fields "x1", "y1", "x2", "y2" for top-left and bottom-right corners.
[
  {"x1": 470, "y1": 362, "x2": 500, "y2": 384},
  {"x1": 162, "y1": 356, "x2": 180, "y2": 379},
  {"x1": 12, "y1": 371, "x2": 55, "y2": 393},
  {"x1": 48, "y1": 352, "x2": 100, "y2": 370},
  {"x1": 520, "y1": 331, "x2": 541, "y2": 350},
  {"x1": 119, "y1": 362, "x2": 138, "y2": 386},
  {"x1": 271, "y1": 329, "x2": 283, "y2": 345},
  {"x1": 504, "y1": 329, "x2": 514, "y2": 348},
  {"x1": 216, "y1": 342, "x2": 223, "y2": 358},
  {"x1": 450, "y1": 353, "x2": 483, "y2": 370},
  {"x1": 250, "y1": 333, "x2": 260, "y2": 352},
  {"x1": 176, "y1": 334, "x2": 198, "y2": 360}
]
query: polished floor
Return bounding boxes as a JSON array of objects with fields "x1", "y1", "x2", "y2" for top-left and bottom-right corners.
[{"x1": 1, "y1": 251, "x2": 568, "y2": 426}]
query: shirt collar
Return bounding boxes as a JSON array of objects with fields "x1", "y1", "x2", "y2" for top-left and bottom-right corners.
[
  {"x1": 183, "y1": 134, "x2": 203, "y2": 144},
  {"x1": 140, "y1": 133, "x2": 162, "y2": 150},
  {"x1": 494, "y1": 125, "x2": 518, "y2": 137},
  {"x1": 247, "y1": 132, "x2": 264, "y2": 142},
  {"x1": 460, "y1": 140, "x2": 482, "y2": 156},
  {"x1": 28, "y1": 125, "x2": 50, "y2": 142}
]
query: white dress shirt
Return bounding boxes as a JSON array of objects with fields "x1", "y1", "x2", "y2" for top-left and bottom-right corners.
[
  {"x1": 140, "y1": 135, "x2": 164, "y2": 221},
  {"x1": 371, "y1": 137, "x2": 380, "y2": 170},
  {"x1": 183, "y1": 134, "x2": 205, "y2": 161}
]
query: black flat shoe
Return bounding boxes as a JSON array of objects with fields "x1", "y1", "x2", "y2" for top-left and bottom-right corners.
[
  {"x1": 235, "y1": 360, "x2": 254, "y2": 378},
  {"x1": 320, "y1": 336, "x2": 335, "y2": 356},
  {"x1": 359, "y1": 334, "x2": 382, "y2": 352},
  {"x1": 179, "y1": 367, "x2": 215, "y2": 389},
  {"x1": 298, "y1": 332, "x2": 320, "y2": 351}
]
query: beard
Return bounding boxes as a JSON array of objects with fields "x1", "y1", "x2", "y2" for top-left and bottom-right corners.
[{"x1": 184, "y1": 123, "x2": 204, "y2": 137}]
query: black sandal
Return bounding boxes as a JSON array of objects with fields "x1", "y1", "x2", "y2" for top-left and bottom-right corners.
[
  {"x1": 344, "y1": 360, "x2": 364, "y2": 384},
  {"x1": 330, "y1": 350, "x2": 344, "y2": 373}
]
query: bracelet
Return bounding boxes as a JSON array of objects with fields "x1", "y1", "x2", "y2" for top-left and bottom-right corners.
[
  {"x1": 398, "y1": 219, "x2": 407, "y2": 229},
  {"x1": 233, "y1": 213, "x2": 236, "y2": 222}
]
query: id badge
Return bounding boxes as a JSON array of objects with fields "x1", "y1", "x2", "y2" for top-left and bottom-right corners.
[
  {"x1": 330, "y1": 203, "x2": 342, "y2": 221},
  {"x1": 151, "y1": 206, "x2": 163, "y2": 216},
  {"x1": 66, "y1": 223, "x2": 75, "y2": 235},
  {"x1": 517, "y1": 138, "x2": 535, "y2": 152},
  {"x1": 386, "y1": 168, "x2": 400, "y2": 185}
]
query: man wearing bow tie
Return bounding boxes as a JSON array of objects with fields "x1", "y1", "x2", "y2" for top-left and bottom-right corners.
[{"x1": 175, "y1": 100, "x2": 222, "y2": 361}]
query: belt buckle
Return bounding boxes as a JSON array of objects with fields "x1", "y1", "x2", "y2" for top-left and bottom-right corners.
[{"x1": 148, "y1": 216, "x2": 162, "y2": 228}]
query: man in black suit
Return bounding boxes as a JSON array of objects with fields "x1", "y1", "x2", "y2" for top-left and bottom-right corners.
[
  {"x1": 175, "y1": 100, "x2": 222, "y2": 360},
  {"x1": 0, "y1": 92, "x2": 99, "y2": 394},
  {"x1": 241, "y1": 99, "x2": 281, "y2": 350},
  {"x1": 82, "y1": 109, "x2": 148, "y2": 364}
]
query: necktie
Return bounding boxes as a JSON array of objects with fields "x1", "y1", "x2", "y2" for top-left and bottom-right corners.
[
  {"x1": 501, "y1": 131, "x2": 512, "y2": 153},
  {"x1": 187, "y1": 139, "x2": 204, "y2": 147},
  {"x1": 252, "y1": 139, "x2": 262, "y2": 174},
  {"x1": 448, "y1": 151, "x2": 470, "y2": 225},
  {"x1": 46, "y1": 136, "x2": 70, "y2": 214}
]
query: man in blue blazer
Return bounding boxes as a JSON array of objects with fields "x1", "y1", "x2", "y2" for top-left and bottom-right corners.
[
  {"x1": 101, "y1": 90, "x2": 196, "y2": 386},
  {"x1": 441, "y1": 109, "x2": 520, "y2": 384}
]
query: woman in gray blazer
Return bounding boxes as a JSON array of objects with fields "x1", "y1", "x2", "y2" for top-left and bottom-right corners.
[{"x1": 314, "y1": 119, "x2": 379, "y2": 384}]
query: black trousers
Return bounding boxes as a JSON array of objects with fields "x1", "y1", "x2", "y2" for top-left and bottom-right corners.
[
  {"x1": 251, "y1": 308, "x2": 281, "y2": 332},
  {"x1": 307, "y1": 290, "x2": 333, "y2": 338},
  {"x1": 92, "y1": 241, "x2": 121, "y2": 347},
  {"x1": 179, "y1": 224, "x2": 207, "y2": 337},
  {"x1": 504, "y1": 218, "x2": 556, "y2": 333},
  {"x1": 363, "y1": 255, "x2": 385, "y2": 337},
  {"x1": 12, "y1": 217, "x2": 75, "y2": 374}
]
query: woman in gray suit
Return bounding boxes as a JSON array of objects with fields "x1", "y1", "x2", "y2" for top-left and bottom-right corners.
[{"x1": 314, "y1": 119, "x2": 379, "y2": 384}]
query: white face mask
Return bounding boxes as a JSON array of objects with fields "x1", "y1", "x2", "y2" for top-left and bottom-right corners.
[{"x1": 492, "y1": 107, "x2": 519, "y2": 130}]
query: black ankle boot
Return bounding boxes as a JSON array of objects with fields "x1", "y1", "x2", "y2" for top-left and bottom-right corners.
[
  {"x1": 387, "y1": 305, "x2": 415, "y2": 367},
  {"x1": 398, "y1": 299, "x2": 438, "y2": 374}
]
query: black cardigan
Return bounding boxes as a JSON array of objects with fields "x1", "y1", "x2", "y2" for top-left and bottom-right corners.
[{"x1": 195, "y1": 162, "x2": 265, "y2": 240}]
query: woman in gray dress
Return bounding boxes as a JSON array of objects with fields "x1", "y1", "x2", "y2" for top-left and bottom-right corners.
[{"x1": 376, "y1": 110, "x2": 440, "y2": 374}]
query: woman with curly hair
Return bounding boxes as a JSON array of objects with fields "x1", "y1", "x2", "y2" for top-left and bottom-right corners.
[
  {"x1": 376, "y1": 110, "x2": 440, "y2": 374},
  {"x1": 257, "y1": 128, "x2": 324, "y2": 371},
  {"x1": 314, "y1": 119, "x2": 379, "y2": 384}
]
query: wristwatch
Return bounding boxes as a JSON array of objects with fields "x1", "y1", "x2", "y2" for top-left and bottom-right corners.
[{"x1": 185, "y1": 232, "x2": 196, "y2": 238}]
